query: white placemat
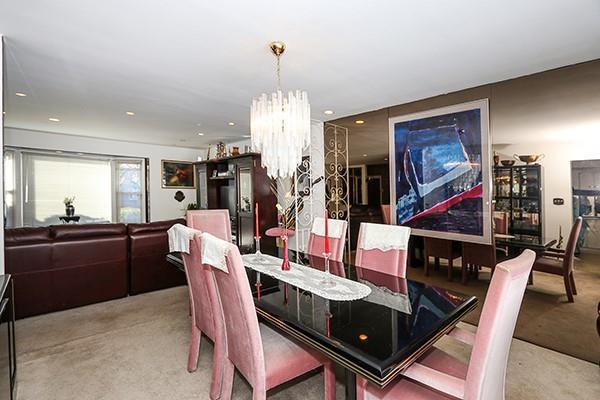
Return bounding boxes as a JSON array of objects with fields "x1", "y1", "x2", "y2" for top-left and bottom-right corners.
[{"x1": 242, "y1": 254, "x2": 371, "y2": 301}]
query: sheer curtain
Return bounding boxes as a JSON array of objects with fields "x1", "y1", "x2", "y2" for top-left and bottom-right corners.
[{"x1": 22, "y1": 153, "x2": 113, "y2": 226}]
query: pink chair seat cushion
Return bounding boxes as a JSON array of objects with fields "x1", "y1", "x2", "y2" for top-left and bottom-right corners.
[
  {"x1": 360, "y1": 348, "x2": 467, "y2": 399},
  {"x1": 260, "y1": 323, "x2": 323, "y2": 390}
]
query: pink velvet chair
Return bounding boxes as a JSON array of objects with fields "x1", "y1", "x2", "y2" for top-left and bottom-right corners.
[
  {"x1": 356, "y1": 249, "x2": 536, "y2": 400},
  {"x1": 307, "y1": 216, "x2": 348, "y2": 262},
  {"x1": 355, "y1": 223, "x2": 410, "y2": 278},
  {"x1": 181, "y1": 234, "x2": 227, "y2": 399},
  {"x1": 204, "y1": 237, "x2": 336, "y2": 400},
  {"x1": 381, "y1": 204, "x2": 392, "y2": 224},
  {"x1": 187, "y1": 209, "x2": 232, "y2": 241}
]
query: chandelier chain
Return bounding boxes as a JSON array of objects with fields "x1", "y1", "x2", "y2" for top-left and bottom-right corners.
[{"x1": 275, "y1": 54, "x2": 282, "y2": 92}]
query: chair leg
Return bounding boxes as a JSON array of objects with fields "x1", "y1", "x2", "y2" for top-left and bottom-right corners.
[
  {"x1": 323, "y1": 362, "x2": 336, "y2": 400},
  {"x1": 187, "y1": 325, "x2": 201, "y2": 372},
  {"x1": 424, "y1": 253, "x2": 430, "y2": 276},
  {"x1": 528, "y1": 271, "x2": 534, "y2": 285},
  {"x1": 210, "y1": 333, "x2": 227, "y2": 400},
  {"x1": 215, "y1": 358, "x2": 235, "y2": 400},
  {"x1": 447, "y1": 258, "x2": 453, "y2": 281},
  {"x1": 570, "y1": 272, "x2": 578, "y2": 295},
  {"x1": 252, "y1": 382, "x2": 267, "y2": 400},
  {"x1": 461, "y1": 260, "x2": 468, "y2": 285},
  {"x1": 563, "y1": 274, "x2": 574, "y2": 303},
  {"x1": 434, "y1": 257, "x2": 440, "y2": 271}
]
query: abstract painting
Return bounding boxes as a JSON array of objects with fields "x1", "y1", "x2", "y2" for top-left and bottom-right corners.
[
  {"x1": 389, "y1": 99, "x2": 492, "y2": 244},
  {"x1": 161, "y1": 160, "x2": 196, "y2": 189}
]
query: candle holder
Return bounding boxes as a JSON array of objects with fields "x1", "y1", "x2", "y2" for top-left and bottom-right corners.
[
  {"x1": 281, "y1": 234, "x2": 291, "y2": 271},
  {"x1": 250, "y1": 236, "x2": 266, "y2": 264},
  {"x1": 319, "y1": 252, "x2": 336, "y2": 287}
]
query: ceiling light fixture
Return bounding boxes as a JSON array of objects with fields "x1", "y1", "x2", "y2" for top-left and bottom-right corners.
[
  {"x1": 243, "y1": 135, "x2": 251, "y2": 138},
  {"x1": 48, "y1": 117, "x2": 60, "y2": 122},
  {"x1": 125, "y1": 111, "x2": 135, "y2": 116},
  {"x1": 197, "y1": 132, "x2": 205, "y2": 136},
  {"x1": 250, "y1": 41, "x2": 310, "y2": 179},
  {"x1": 228, "y1": 122, "x2": 235, "y2": 126},
  {"x1": 355, "y1": 120, "x2": 365, "y2": 125},
  {"x1": 363, "y1": 154, "x2": 368, "y2": 157},
  {"x1": 324, "y1": 110, "x2": 334, "y2": 115},
  {"x1": 15, "y1": 92, "x2": 27, "y2": 97}
]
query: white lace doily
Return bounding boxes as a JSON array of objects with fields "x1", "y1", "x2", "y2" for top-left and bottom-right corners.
[
  {"x1": 242, "y1": 254, "x2": 371, "y2": 301},
  {"x1": 311, "y1": 217, "x2": 346, "y2": 238},
  {"x1": 359, "y1": 223, "x2": 411, "y2": 251},
  {"x1": 201, "y1": 232, "x2": 230, "y2": 273},
  {"x1": 167, "y1": 224, "x2": 200, "y2": 253}
]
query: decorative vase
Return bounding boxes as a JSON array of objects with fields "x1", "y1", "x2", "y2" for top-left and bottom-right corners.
[
  {"x1": 493, "y1": 152, "x2": 500, "y2": 167},
  {"x1": 65, "y1": 204, "x2": 75, "y2": 217}
]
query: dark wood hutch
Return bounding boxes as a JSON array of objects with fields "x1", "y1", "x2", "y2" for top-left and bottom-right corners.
[{"x1": 194, "y1": 153, "x2": 277, "y2": 253}]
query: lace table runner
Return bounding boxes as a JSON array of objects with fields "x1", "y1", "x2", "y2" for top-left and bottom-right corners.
[{"x1": 242, "y1": 254, "x2": 371, "y2": 302}]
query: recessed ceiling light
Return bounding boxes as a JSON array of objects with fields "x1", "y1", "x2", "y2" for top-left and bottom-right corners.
[
  {"x1": 324, "y1": 110, "x2": 334, "y2": 115},
  {"x1": 243, "y1": 135, "x2": 251, "y2": 138},
  {"x1": 355, "y1": 120, "x2": 365, "y2": 125},
  {"x1": 125, "y1": 111, "x2": 135, "y2": 116},
  {"x1": 384, "y1": 157, "x2": 388, "y2": 161},
  {"x1": 48, "y1": 117, "x2": 60, "y2": 122},
  {"x1": 197, "y1": 133, "x2": 205, "y2": 136},
  {"x1": 15, "y1": 92, "x2": 27, "y2": 97},
  {"x1": 362, "y1": 154, "x2": 368, "y2": 157},
  {"x1": 196, "y1": 123, "x2": 202, "y2": 126},
  {"x1": 228, "y1": 122, "x2": 236, "y2": 126}
]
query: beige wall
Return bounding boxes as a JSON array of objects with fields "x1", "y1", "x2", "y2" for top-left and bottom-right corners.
[{"x1": 332, "y1": 59, "x2": 600, "y2": 241}]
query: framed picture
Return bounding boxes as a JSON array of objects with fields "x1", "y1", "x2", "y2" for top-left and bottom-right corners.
[
  {"x1": 161, "y1": 160, "x2": 196, "y2": 189},
  {"x1": 389, "y1": 99, "x2": 492, "y2": 244}
]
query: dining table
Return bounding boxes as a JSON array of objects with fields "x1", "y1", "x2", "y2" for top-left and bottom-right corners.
[
  {"x1": 495, "y1": 234, "x2": 557, "y2": 256},
  {"x1": 167, "y1": 247, "x2": 478, "y2": 400}
]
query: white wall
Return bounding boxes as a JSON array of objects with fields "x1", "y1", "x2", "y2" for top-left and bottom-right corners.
[
  {"x1": 4, "y1": 128, "x2": 203, "y2": 222},
  {"x1": 1, "y1": 36, "x2": 5, "y2": 274}
]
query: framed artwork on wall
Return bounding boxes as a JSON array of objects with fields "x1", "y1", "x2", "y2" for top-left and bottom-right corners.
[
  {"x1": 161, "y1": 160, "x2": 196, "y2": 189},
  {"x1": 389, "y1": 99, "x2": 492, "y2": 244}
]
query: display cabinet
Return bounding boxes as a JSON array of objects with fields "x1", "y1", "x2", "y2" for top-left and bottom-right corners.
[
  {"x1": 195, "y1": 153, "x2": 277, "y2": 253},
  {"x1": 493, "y1": 165, "x2": 543, "y2": 238}
]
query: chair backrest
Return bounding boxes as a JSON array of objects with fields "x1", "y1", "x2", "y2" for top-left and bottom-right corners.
[
  {"x1": 354, "y1": 223, "x2": 409, "y2": 278},
  {"x1": 206, "y1": 238, "x2": 265, "y2": 387},
  {"x1": 181, "y1": 235, "x2": 215, "y2": 340},
  {"x1": 563, "y1": 217, "x2": 583, "y2": 273},
  {"x1": 381, "y1": 204, "x2": 391, "y2": 224},
  {"x1": 493, "y1": 211, "x2": 509, "y2": 235},
  {"x1": 464, "y1": 249, "x2": 536, "y2": 400},
  {"x1": 187, "y1": 210, "x2": 232, "y2": 242},
  {"x1": 307, "y1": 217, "x2": 348, "y2": 262}
]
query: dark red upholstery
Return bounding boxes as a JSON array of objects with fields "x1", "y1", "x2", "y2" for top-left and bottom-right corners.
[
  {"x1": 6, "y1": 224, "x2": 129, "y2": 319},
  {"x1": 128, "y1": 218, "x2": 187, "y2": 295}
]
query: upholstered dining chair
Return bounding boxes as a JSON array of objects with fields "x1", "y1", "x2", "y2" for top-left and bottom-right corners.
[
  {"x1": 181, "y1": 234, "x2": 226, "y2": 400},
  {"x1": 356, "y1": 249, "x2": 536, "y2": 400},
  {"x1": 203, "y1": 234, "x2": 336, "y2": 400},
  {"x1": 307, "y1": 216, "x2": 348, "y2": 262},
  {"x1": 532, "y1": 217, "x2": 583, "y2": 302},
  {"x1": 424, "y1": 237, "x2": 462, "y2": 281},
  {"x1": 381, "y1": 204, "x2": 392, "y2": 224},
  {"x1": 460, "y1": 241, "x2": 500, "y2": 285},
  {"x1": 187, "y1": 209, "x2": 232, "y2": 242},
  {"x1": 355, "y1": 222, "x2": 411, "y2": 278}
]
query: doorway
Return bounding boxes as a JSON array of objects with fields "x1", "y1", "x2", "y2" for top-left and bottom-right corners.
[
  {"x1": 571, "y1": 159, "x2": 600, "y2": 253},
  {"x1": 367, "y1": 176, "x2": 382, "y2": 207}
]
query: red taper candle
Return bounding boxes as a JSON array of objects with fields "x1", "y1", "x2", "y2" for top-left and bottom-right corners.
[
  {"x1": 324, "y1": 210, "x2": 329, "y2": 254},
  {"x1": 255, "y1": 202, "x2": 259, "y2": 238}
]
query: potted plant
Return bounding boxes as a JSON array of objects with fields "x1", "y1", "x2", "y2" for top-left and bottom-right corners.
[{"x1": 64, "y1": 196, "x2": 76, "y2": 217}]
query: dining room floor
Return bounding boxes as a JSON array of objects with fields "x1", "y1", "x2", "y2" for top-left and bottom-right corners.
[
  {"x1": 403, "y1": 250, "x2": 600, "y2": 364},
  {"x1": 12, "y1": 285, "x2": 600, "y2": 400}
]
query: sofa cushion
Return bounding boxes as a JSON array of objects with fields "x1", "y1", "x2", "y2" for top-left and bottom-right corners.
[
  {"x1": 5, "y1": 227, "x2": 52, "y2": 245},
  {"x1": 127, "y1": 218, "x2": 185, "y2": 235},
  {"x1": 51, "y1": 223, "x2": 126, "y2": 240}
]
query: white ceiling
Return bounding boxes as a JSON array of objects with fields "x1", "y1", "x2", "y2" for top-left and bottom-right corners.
[{"x1": 2, "y1": 0, "x2": 600, "y2": 150}]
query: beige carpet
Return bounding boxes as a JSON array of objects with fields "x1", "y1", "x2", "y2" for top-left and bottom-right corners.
[
  {"x1": 14, "y1": 286, "x2": 600, "y2": 399},
  {"x1": 405, "y1": 251, "x2": 600, "y2": 364}
]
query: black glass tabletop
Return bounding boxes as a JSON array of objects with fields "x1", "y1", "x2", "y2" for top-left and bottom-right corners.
[
  {"x1": 495, "y1": 234, "x2": 556, "y2": 250},
  {"x1": 167, "y1": 249, "x2": 477, "y2": 389}
]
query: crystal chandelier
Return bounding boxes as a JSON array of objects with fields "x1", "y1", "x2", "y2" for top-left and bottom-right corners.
[{"x1": 251, "y1": 41, "x2": 311, "y2": 179}]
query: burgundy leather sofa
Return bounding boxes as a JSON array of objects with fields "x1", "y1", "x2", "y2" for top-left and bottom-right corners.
[
  {"x1": 128, "y1": 219, "x2": 186, "y2": 295},
  {"x1": 5, "y1": 219, "x2": 186, "y2": 319},
  {"x1": 5, "y1": 224, "x2": 129, "y2": 319}
]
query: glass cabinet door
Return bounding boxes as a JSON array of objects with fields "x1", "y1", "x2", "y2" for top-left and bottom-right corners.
[
  {"x1": 239, "y1": 167, "x2": 253, "y2": 213},
  {"x1": 494, "y1": 168, "x2": 511, "y2": 197}
]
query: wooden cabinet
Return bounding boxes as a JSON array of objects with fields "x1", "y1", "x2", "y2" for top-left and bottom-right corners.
[{"x1": 195, "y1": 153, "x2": 277, "y2": 253}]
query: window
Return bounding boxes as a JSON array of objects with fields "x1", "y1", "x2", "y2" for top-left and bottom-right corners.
[{"x1": 4, "y1": 149, "x2": 147, "y2": 227}]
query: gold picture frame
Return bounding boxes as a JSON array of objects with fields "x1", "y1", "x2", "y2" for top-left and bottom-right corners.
[{"x1": 161, "y1": 160, "x2": 196, "y2": 189}]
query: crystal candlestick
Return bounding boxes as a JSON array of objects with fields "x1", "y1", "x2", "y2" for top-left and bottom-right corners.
[
  {"x1": 319, "y1": 252, "x2": 336, "y2": 287},
  {"x1": 251, "y1": 236, "x2": 266, "y2": 263}
]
